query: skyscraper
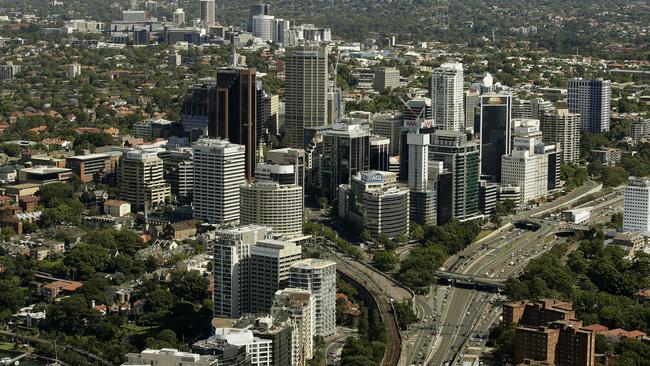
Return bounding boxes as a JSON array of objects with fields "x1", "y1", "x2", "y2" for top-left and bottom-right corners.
[
  {"x1": 623, "y1": 177, "x2": 650, "y2": 233},
  {"x1": 213, "y1": 225, "x2": 270, "y2": 318},
  {"x1": 192, "y1": 139, "x2": 245, "y2": 225},
  {"x1": 480, "y1": 94, "x2": 512, "y2": 182},
  {"x1": 271, "y1": 288, "x2": 315, "y2": 365},
  {"x1": 568, "y1": 78, "x2": 611, "y2": 133},
  {"x1": 200, "y1": 0, "x2": 215, "y2": 28},
  {"x1": 213, "y1": 68, "x2": 258, "y2": 182},
  {"x1": 541, "y1": 109, "x2": 581, "y2": 164},
  {"x1": 249, "y1": 239, "x2": 302, "y2": 312},
  {"x1": 431, "y1": 63, "x2": 464, "y2": 132},
  {"x1": 118, "y1": 150, "x2": 171, "y2": 211},
  {"x1": 430, "y1": 130, "x2": 480, "y2": 221},
  {"x1": 289, "y1": 259, "x2": 336, "y2": 337},
  {"x1": 240, "y1": 181, "x2": 303, "y2": 238},
  {"x1": 285, "y1": 47, "x2": 329, "y2": 148},
  {"x1": 320, "y1": 122, "x2": 371, "y2": 199}
]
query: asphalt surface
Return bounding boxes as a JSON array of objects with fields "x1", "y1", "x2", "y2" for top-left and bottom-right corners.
[{"x1": 401, "y1": 182, "x2": 625, "y2": 366}]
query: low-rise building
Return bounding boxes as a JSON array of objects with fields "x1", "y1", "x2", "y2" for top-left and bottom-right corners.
[
  {"x1": 104, "y1": 199, "x2": 131, "y2": 217},
  {"x1": 122, "y1": 348, "x2": 219, "y2": 366}
]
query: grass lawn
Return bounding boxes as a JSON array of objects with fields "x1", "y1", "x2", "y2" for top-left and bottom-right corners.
[
  {"x1": 123, "y1": 324, "x2": 158, "y2": 336},
  {"x1": 0, "y1": 341, "x2": 17, "y2": 351}
]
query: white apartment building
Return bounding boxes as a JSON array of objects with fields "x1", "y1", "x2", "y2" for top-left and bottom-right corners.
[
  {"x1": 407, "y1": 131, "x2": 430, "y2": 191},
  {"x1": 240, "y1": 181, "x2": 303, "y2": 238},
  {"x1": 213, "y1": 225, "x2": 270, "y2": 318},
  {"x1": 541, "y1": 109, "x2": 581, "y2": 164},
  {"x1": 193, "y1": 139, "x2": 245, "y2": 225},
  {"x1": 624, "y1": 177, "x2": 650, "y2": 233},
  {"x1": 430, "y1": 63, "x2": 464, "y2": 132},
  {"x1": 289, "y1": 259, "x2": 336, "y2": 337}
]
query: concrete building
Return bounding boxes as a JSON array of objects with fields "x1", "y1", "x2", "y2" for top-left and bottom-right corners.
[
  {"x1": 289, "y1": 259, "x2": 336, "y2": 337},
  {"x1": 568, "y1": 78, "x2": 611, "y2": 133},
  {"x1": 193, "y1": 139, "x2": 245, "y2": 225},
  {"x1": 211, "y1": 327, "x2": 272, "y2": 366},
  {"x1": 512, "y1": 97, "x2": 554, "y2": 120},
  {"x1": 371, "y1": 113, "x2": 402, "y2": 156},
  {"x1": 285, "y1": 46, "x2": 328, "y2": 148},
  {"x1": 478, "y1": 180, "x2": 498, "y2": 214},
  {"x1": 631, "y1": 119, "x2": 650, "y2": 141},
  {"x1": 464, "y1": 90, "x2": 480, "y2": 133},
  {"x1": 213, "y1": 225, "x2": 270, "y2": 318},
  {"x1": 320, "y1": 122, "x2": 371, "y2": 199},
  {"x1": 173, "y1": 8, "x2": 185, "y2": 27},
  {"x1": 362, "y1": 186, "x2": 410, "y2": 238},
  {"x1": 261, "y1": 94, "x2": 279, "y2": 135},
  {"x1": 200, "y1": 0, "x2": 215, "y2": 28},
  {"x1": 66, "y1": 153, "x2": 117, "y2": 183},
  {"x1": 240, "y1": 181, "x2": 303, "y2": 238},
  {"x1": 66, "y1": 63, "x2": 81, "y2": 78},
  {"x1": 265, "y1": 148, "x2": 305, "y2": 187},
  {"x1": 123, "y1": 348, "x2": 218, "y2": 366},
  {"x1": 430, "y1": 130, "x2": 480, "y2": 221},
  {"x1": 624, "y1": 177, "x2": 650, "y2": 233},
  {"x1": 430, "y1": 63, "x2": 464, "y2": 132},
  {"x1": 254, "y1": 163, "x2": 300, "y2": 186},
  {"x1": 161, "y1": 149, "x2": 193, "y2": 201},
  {"x1": 501, "y1": 149, "x2": 548, "y2": 204},
  {"x1": 373, "y1": 67, "x2": 400, "y2": 92},
  {"x1": 591, "y1": 147, "x2": 622, "y2": 166},
  {"x1": 541, "y1": 109, "x2": 581, "y2": 164},
  {"x1": 252, "y1": 15, "x2": 277, "y2": 42},
  {"x1": 103, "y1": 199, "x2": 131, "y2": 217},
  {"x1": 249, "y1": 239, "x2": 302, "y2": 312},
  {"x1": 480, "y1": 94, "x2": 512, "y2": 182},
  {"x1": 118, "y1": 150, "x2": 171, "y2": 211},
  {"x1": 271, "y1": 288, "x2": 315, "y2": 365}
]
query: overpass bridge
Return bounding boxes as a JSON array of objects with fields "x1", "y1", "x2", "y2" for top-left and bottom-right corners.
[{"x1": 435, "y1": 270, "x2": 507, "y2": 290}]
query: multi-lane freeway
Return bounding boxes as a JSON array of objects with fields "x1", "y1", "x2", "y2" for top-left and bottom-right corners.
[{"x1": 401, "y1": 181, "x2": 626, "y2": 366}]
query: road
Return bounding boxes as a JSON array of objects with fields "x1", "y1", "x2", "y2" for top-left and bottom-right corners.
[
  {"x1": 400, "y1": 180, "x2": 621, "y2": 366},
  {"x1": 324, "y1": 327, "x2": 357, "y2": 365}
]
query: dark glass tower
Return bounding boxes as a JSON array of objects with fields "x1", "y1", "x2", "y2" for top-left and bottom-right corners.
[
  {"x1": 212, "y1": 68, "x2": 258, "y2": 182},
  {"x1": 480, "y1": 94, "x2": 512, "y2": 182}
]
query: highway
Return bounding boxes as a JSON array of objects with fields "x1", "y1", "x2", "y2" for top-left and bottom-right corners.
[{"x1": 400, "y1": 181, "x2": 623, "y2": 366}]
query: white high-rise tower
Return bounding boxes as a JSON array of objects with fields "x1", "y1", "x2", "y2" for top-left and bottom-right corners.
[{"x1": 431, "y1": 63, "x2": 464, "y2": 132}]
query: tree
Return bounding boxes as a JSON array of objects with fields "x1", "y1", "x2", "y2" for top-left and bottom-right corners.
[
  {"x1": 373, "y1": 251, "x2": 398, "y2": 272},
  {"x1": 360, "y1": 229, "x2": 372, "y2": 242},
  {"x1": 169, "y1": 271, "x2": 209, "y2": 303}
]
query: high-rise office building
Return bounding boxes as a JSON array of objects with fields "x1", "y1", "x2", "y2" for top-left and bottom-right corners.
[
  {"x1": 430, "y1": 63, "x2": 464, "y2": 132},
  {"x1": 371, "y1": 113, "x2": 402, "y2": 156},
  {"x1": 289, "y1": 259, "x2": 336, "y2": 337},
  {"x1": 464, "y1": 90, "x2": 480, "y2": 133},
  {"x1": 200, "y1": 0, "x2": 215, "y2": 28},
  {"x1": 213, "y1": 225, "x2": 270, "y2": 318},
  {"x1": 480, "y1": 94, "x2": 512, "y2": 182},
  {"x1": 213, "y1": 68, "x2": 258, "y2": 182},
  {"x1": 252, "y1": 15, "x2": 277, "y2": 42},
  {"x1": 370, "y1": 136, "x2": 390, "y2": 171},
  {"x1": 501, "y1": 150, "x2": 548, "y2": 204},
  {"x1": 568, "y1": 78, "x2": 611, "y2": 133},
  {"x1": 265, "y1": 148, "x2": 306, "y2": 187},
  {"x1": 118, "y1": 150, "x2": 171, "y2": 211},
  {"x1": 192, "y1": 139, "x2": 245, "y2": 225},
  {"x1": 285, "y1": 47, "x2": 329, "y2": 148},
  {"x1": 249, "y1": 239, "x2": 302, "y2": 313},
  {"x1": 320, "y1": 122, "x2": 371, "y2": 199},
  {"x1": 161, "y1": 149, "x2": 193, "y2": 202},
  {"x1": 271, "y1": 288, "x2": 315, "y2": 365},
  {"x1": 430, "y1": 130, "x2": 480, "y2": 221},
  {"x1": 181, "y1": 82, "x2": 214, "y2": 134},
  {"x1": 407, "y1": 132, "x2": 430, "y2": 192},
  {"x1": 541, "y1": 109, "x2": 581, "y2": 164},
  {"x1": 623, "y1": 177, "x2": 650, "y2": 233},
  {"x1": 240, "y1": 181, "x2": 303, "y2": 238}
]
